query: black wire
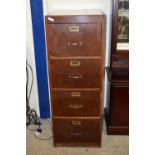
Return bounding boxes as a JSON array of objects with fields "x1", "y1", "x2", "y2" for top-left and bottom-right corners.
[
  {"x1": 26, "y1": 62, "x2": 34, "y2": 102},
  {"x1": 26, "y1": 62, "x2": 30, "y2": 126},
  {"x1": 26, "y1": 61, "x2": 40, "y2": 126},
  {"x1": 26, "y1": 63, "x2": 29, "y2": 113},
  {"x1": 26, "y1": 61, "x2": 52, "y2": 141},
  {"x1": 27, "y1": 119, "x2": 52, "y2": 140}
]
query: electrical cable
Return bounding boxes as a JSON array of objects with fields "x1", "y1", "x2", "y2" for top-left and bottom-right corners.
[
  {"x1": 26, "y1": 61, "x2": 52, "y2": 141},
  {"x1": 27, "y1": 124, "x2": 38, "y2": 131},
  {"x1": 26, "y1": 61, "x2": 41, "y2": 126},
  {"x1": 26, "y1": 61, "x2": 34, "y2": 104},
  {"x1": 34, "y1": 119, "x2": 52, "y2": 141},
  {"x1": 34, "y1": 134, "x2": 52, "y2": 141},
  {"x1": 26, "y1": 62, "x2": 29, "y2": 114}
]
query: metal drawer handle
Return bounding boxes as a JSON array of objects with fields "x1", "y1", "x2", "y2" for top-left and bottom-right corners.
[
  {"x1": 70, "y1": 61, "x2": 81, "y2": 67},
  {"x1": 70, "y1": 132, "x2": 83, "y2": 136},
  {"x1": 69, "y1": 104, "x2": 83, "y2": 109},
  {"x1": 67, "y1": 42, "x2": 82, "y2": 46},
  {"x1": 71, "y1": 92, "x2": 81, "y2": 97},
  {"x1": 72, "y1": 121, "x2": 81, "y2": 125},
  {"x1": 69, "y1": 25, "x2": 79, "y2": 32},
  {"x1": 69, "y1": 75, "x2": 83, "y2": 79}
]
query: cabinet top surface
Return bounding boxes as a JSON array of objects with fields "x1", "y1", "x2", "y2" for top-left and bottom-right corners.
[{"x1": 47, "y1": 10, "x2": 104, "y2": 16}]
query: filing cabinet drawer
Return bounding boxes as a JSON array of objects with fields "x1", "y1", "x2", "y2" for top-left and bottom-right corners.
[
  {"x1": 50, "y1": 59, "x2": 100, "y2": 75},
  {"x1": 52, "y1": 90, "x2": 100, "y2": 117},
  {"x1": 51, "y1": 74, "x2": 100, "y2": 88},
  {"x1": 54, "y1": 118, "x2": 101, "y2": 144},
  {"x1": 47, "y1": 23, "x2": 101, "y2": 56},
  {"x1": 50, "y1": 59, "x2": 101, "y2": 88}
]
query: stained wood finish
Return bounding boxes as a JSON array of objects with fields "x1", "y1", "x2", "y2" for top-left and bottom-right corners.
[
  {"x1": 46, "y1": 15, "x2": 103, "y2": 24},
  {"x1": 105, "y1": 71, "x2": 129, "y2": 135},
  {"x1": 47, "y1": 23, "x2": 101, "y2": 57},
  {"x1": 50, "y1": 59, "x2": 101, "y2": 88},
  {"x1": 52, "y1": 90, "x2": 100, "y2": 117},
  {"x1": 45, "y1": 12, "x2": 106, "y2": 146},
  {"x1": 105, "y1": 0, "x2": 129, "y2": 135},
  {"x1": 107, "y1": 126, "x2": 129, "y2": 135},
  {"x1": 51, "y1": 74, "x2": 101, "y2": 89},
  {"x1": 111, "y1": 67, "x2": 129, "y2": 82},
  {"x1": 50, "y1": 59, "x2": 101, "y2": 75},
  {"x1": 54, "y1": 118, "x2": 101, "y2": 145},
  {"x1": 109, "y1": 84, "x2": 129, "y2": 126}
]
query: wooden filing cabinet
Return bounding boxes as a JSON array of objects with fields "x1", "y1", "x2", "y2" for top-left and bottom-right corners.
[{"x1": 45, "y1": 10, "x2": 106, "y2": 146}]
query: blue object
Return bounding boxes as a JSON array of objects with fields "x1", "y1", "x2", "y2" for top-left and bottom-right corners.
[{"x1": 30, "y1": 0, "x2": 50, "y2": 118}]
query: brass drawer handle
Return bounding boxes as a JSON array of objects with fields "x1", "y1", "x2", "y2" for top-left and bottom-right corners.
[
  {"x1": 71, "y1": 92, "x2": 81, "y2": 97},
  {"x1": 70, "y1": 132, "x2": 83, "y2": 136},
  {"x1": 69, "y1": 104, "x2": 83, "y2": 109},
  {"x1": 72, "y1": 121, "x2": 81, "y2": 125},
  {"x1": 69, "y1": 75, "x2": 83, "y2": 79},
  {"x1": 67, "y1": 42, "x2": 82, "y2": 46},
  {"x1": 69, "y1": 25, "x2": 79, "y2": 32},
  {"x1": 70, "y1": 61, "x2": 80, "y2": 67}
]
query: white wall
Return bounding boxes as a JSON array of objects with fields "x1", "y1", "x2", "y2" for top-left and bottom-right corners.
[
  {"x1": 45, "y1": 0, "x2": 112, "y2": 107},
  {"x1": 26, "y1": 0, "x2": 40, "y2": 115}
]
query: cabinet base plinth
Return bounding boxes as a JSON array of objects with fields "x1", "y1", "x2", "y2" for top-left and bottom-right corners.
[
  {"x1": 104, "y1": 108, "x2": 129, "y2": 135},
  {"x1": 53, "y1": 142, "x2": 101, "y2": 147}
]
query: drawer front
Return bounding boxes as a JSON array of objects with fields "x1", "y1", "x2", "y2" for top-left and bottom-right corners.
[
  {"x1": 50, "y1": 59, "x2": 101, "y2": 88},
  {"x1": 54, "y1": 118, "x2": 101, "y2": 144},
  {"x1": 52, "y1": 90, "x2": 100, "y2": 117},
  {"x1": 50, "y1": 59, "x2": 100, "y2": 75},
  {"x1": 47, "y1": 23, "x2": 101, "y2": 56},
  {"x1": 51, "y1": 74, "x2": 100, "y2": 88}
]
